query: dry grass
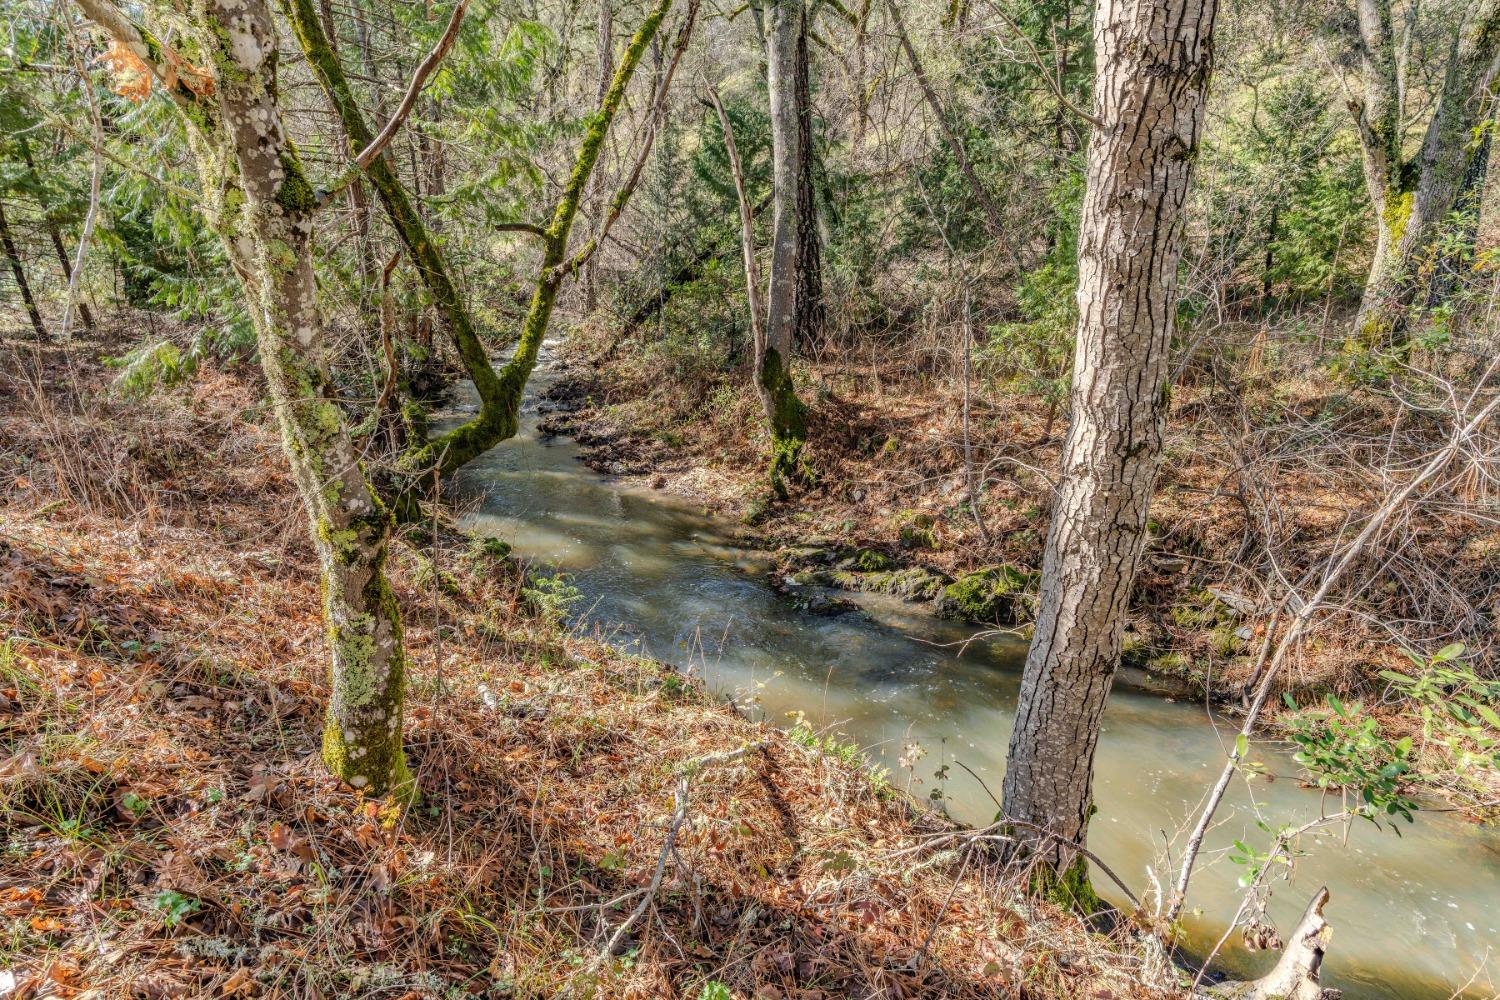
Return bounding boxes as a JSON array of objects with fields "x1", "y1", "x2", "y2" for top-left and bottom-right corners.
[{"x1": 0, "y1": 333, "x2": 1179, "y2": 998}]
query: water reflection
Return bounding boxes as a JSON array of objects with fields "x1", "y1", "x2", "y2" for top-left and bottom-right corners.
[{"x1": 442, "y1": 362, "x2": 1499, "y2": 1000}]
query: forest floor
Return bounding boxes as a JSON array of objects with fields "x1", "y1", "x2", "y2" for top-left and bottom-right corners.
[
  {"x1": 0, "y1": 329, "x2": 1182, "y2": 998},
  {"x1": 541, "y1": 324, "x2": 1500, "y2": 819}
]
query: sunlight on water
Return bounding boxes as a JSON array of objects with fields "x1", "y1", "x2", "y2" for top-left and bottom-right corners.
[{"x1": 441, "y1": 356, "x2": 1500, "y2": 1000}]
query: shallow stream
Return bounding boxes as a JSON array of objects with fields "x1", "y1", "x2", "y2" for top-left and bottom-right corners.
[{"x1": 443, "y1": 356, "x2": 1499, "y2": 999}]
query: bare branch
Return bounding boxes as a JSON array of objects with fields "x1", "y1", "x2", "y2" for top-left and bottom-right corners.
[{"x1": 317, "y1": 0, "x2": 469, "y2": 207}]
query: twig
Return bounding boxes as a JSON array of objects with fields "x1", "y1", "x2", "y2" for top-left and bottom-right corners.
[
  {"x1": 1167, "y1": 363, "x2": 1500, "y2": 925},
  {"x1": 562, "y1": 0, "x2": 701, "y2": 277},
  {"x1": 596, "y1": 742, "x2": 767, "y2": 960}
]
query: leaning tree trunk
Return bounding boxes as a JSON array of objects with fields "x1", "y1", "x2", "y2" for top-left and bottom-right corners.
[
  {"x1": 0, "y1": 198, "x2": 46, "y2": 339},
  {"x1": 1000, "y1": 0, "x2": 1219, "y2": 896},
  {"x1": 761, "y1": 0, "x2": 811, "y2": 497},
  {"x1": 196, "y1": 0, "x2": 411, "y2": 796}
]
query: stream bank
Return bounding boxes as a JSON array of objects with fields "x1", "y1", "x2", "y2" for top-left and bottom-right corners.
[
  {"x1": 487, "y1": 342, "x2": 1500, "y2": 999},
  {"x1": 535, "y1": 343, "x2": 1500, "y2": 823}
]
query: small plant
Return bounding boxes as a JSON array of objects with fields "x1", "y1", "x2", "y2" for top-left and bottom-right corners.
[
  {"x1": 1283, "y1": 693, "x2": 1418, "y2": 826},
  {"x1": 1380, "y1": 643, "x2": 1500, "y2": 802},
  {"x1": 121, "y1": 791, "x2": 152, "y2": 819},
  {"x1": 470, "y1": 536, "x2": 513, "y2": 561},
  {"x1": 521, "y1": 570, "x2": 582, "y2": 626},
  {"x1": 698, "y1": 982, "x2": 733, "y2": 1000},
  {"x1": 152, "y1": 889, "x2": 200, "y2": 928}
]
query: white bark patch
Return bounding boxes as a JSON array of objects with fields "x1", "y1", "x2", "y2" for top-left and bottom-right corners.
[{"x1": 227, "y1": 24, "x2": 265, "y2": 69}]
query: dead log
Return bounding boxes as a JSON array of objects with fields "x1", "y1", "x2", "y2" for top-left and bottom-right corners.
[{"x1": 1211, "y1": 887, "x2": 1341, "y2": 1000}]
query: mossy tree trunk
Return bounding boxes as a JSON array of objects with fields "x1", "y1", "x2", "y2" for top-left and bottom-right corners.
[
  {"x1": 199, "y1": 0, "x2": 410, "y2": 797},
  {"x1": 999, "y1": 0, "x2": 1218, "y2": 892},
  {"x1": 1349, "y1": 0, "x2": 1500, "y2": 344},
  {"x1": 73, "y1": 0, "x2": 413, "y2": 798},
  {"x1": 284, "y1": 0, "x2": 673, "y2": 499},
  {"x1": 761, "y1": 0, "x2": 811, "y2": 498}
]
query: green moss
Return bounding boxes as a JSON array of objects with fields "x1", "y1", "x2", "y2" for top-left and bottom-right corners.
[
  {"x1": 845, "y1": 548, "x2": 895, "y2": 572},
  {"x1": 274, "y1": 149, "x2": 316, "y2": 215},
  {"x1": 1383, "y1": 188, "x2": 1413, "y2": 247},
  {"x1": 935, "y1": 565, "x2": 1038, "y2": 624},
  {"x1": 761, "y1": 346, "x2": 809, "y2": 499},
  {"x1": 321, "y1": 573, "x2": 412, "y2": 801},
  {"x1": 896, "y1": 511, "x2": 937, "y2": 549},
  {"x1": 1027, "y1": 854, "x2": 1103, "y2": 914}
]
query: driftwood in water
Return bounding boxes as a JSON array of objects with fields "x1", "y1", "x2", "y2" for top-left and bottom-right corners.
[{"x1": 1212, "y1": 887, "x2": 1341, "y2": 1000}]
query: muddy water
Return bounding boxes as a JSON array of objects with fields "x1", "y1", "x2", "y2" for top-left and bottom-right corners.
[{"x1": 442, "y1": 359, "x2": 1500, "y2": 999}]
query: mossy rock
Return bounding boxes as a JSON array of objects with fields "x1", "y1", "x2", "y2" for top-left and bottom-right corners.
[
  {"x1": 786, "y1": 569, "x2": 837, "y2": 587},
  {"x1": 786, "y1": 562, "x2": 949, "y2": 602},
  {"x1": 935, "y1": 565, "x2": 1039, "y2": 625},
  {"x1": 836, "y1": 547, "x2": 896, "y2": 573},
  {"x1": 895, "y1": 511, "x2": 938, "y2": 549},
  {"x1": 472, "y1": 536, "x2": 512, "y2": 561},
  {"x1": 860, "y1": 566, "x2": 950, "y2": 601},
  {"x1": 775, "y1": 543, "x2": 841, "y2": 567}
]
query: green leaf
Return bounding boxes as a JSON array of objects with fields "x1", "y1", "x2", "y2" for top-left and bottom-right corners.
[
  {"x1": 1234, "y1": 734, "x2": 1249, "y2": 759},
  {"x1": 1435, "y1": 643, "x2": 1465, "y2": 662}
]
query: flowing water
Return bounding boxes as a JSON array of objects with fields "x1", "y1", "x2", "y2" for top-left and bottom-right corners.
[{"x1": 442, "y1": 355, "x2": 1500, "y2": 999}]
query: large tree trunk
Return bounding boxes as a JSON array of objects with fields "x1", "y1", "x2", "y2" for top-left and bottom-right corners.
[
  {"x1": 761, "y1": 0, "x2": 811, "y2": 497},
  {"x1": 0, "y1": 198, "x2": 46, "y2": 339},
  {"x1": 1000, "y1": 0, "x2": 1219, "y2": 890},
  {"x1": 196, "y1": 0, "x2": 411, "y2": 796},
  {"x1": 1352, "y1": 0, "x2": 1500, "y2": 342}
]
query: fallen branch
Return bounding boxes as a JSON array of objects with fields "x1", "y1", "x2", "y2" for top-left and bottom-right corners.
[{"x1": 597, "y1": 741, "x2": 768, "y2": 959}]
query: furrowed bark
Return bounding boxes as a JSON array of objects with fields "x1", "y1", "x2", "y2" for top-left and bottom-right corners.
[
  {"x1": 762, "y1": 0, "x2": 811, "y2": 497},
  {"x1": 999, "y1": 0, "x2": 1219, "y2": 892},
  {"x1": 791, "y1": 1, "x2": 823, "y2": 350}
]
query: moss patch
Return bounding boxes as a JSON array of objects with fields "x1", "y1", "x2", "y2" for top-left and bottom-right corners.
[{"x1": 935, "y1": 565, "x2": 1038, "y2": 625}]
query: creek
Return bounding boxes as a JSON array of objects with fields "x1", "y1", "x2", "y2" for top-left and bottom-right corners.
[{"x1": 442, "y1": 354, "x2": 1500, "y2": 999}]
